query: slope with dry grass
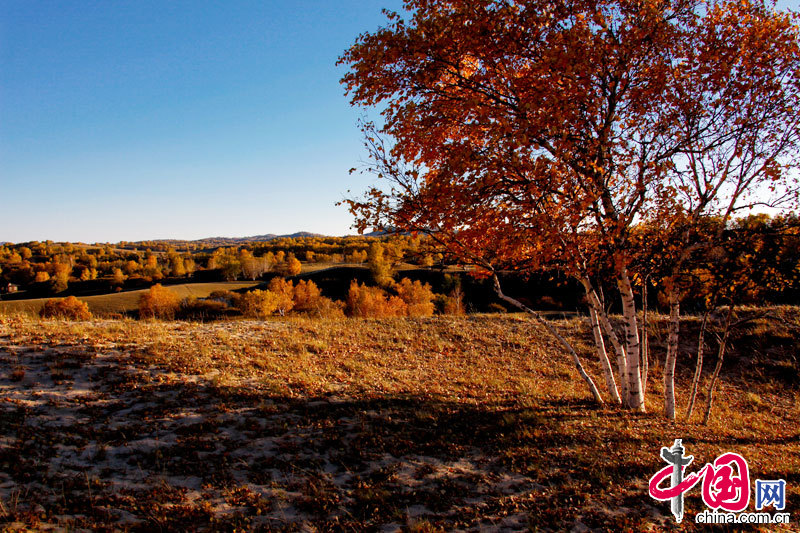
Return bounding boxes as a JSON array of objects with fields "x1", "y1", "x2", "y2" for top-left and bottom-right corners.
[{"x1": 0, "y1": 311, "x2": 798, "y2": 531}]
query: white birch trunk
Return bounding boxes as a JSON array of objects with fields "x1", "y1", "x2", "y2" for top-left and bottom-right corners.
[
  {"x1": 581, "y1": 278, "x2": 629, "y2": 402},
  {"x1": 664, "y1": 283, "x2": 680, "y2": 420},
  {"x1": 640, "y1": 281, "x2": 649, "y2": 397},
  {"x1": 703, "y1": 307, "x2": 734, "y2": 425},
  {"x1": 590, "y1": 307, "x2": 622, "y2": 403},
  {"x1": 617, "y1": 268, "x2": 645, "y2": 412},
  {"x1": 685, "y1": 310, "x2": 709, "y2": 421},
  {"x1": 492, "y1": 274, "x2": 604, "y2": 405}
]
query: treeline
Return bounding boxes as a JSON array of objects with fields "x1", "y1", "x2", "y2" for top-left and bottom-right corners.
[
  {"x1": 4, "y1": 214, "x2": 799, "y2": 308},
  {"x1": 0, "y1": 235, "x2": 445, "y2": 297},
  {"x1": 40, "y1": 277, "x2": 464, "y2": 321}
]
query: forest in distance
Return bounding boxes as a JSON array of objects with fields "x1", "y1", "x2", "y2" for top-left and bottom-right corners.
[{"x1": 1, "y1": 213, "x2": 799, "y2": 320}]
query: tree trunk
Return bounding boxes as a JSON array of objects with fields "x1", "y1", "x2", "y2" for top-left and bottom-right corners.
[
  {"x1": 590, "y1": 307, "x2": 622, "y2": 403},
  {"x1": 641, "y1": 280, "x2": 649, "y2": 397},
  {"x1": 685, "y1": 310, "x2": 709, "y2": 421},
  {"x1": 492, "y1": 274, "x2": 604, "y2": 405},
  {"x1": 664, "y1": 281, "x2": 681, "y2": 420},
  {"x1": 617, "y1": 268, "x2": 645, "y2": 412},
  {"x1": 581, "y1": 278, "x2": 629, "y2": 402},
  {"x1": 703, "y1": 307, "x2": 734, "y2": 425}
]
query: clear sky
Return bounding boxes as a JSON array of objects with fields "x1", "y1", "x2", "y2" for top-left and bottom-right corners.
[
  {"x1": 0, "y1": 0, "x2": 404, "y2": 243},
  {"x1": 1, "y1": 1, "x2": 797, "y2": 244}
]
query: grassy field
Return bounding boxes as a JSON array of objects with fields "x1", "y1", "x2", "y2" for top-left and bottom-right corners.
[
  {"x1": 0, "y1": 281, "x2": 261, "y2": 316},
  {"x1": 0, "y1": 311, "x2": 798, "y2": 531}
]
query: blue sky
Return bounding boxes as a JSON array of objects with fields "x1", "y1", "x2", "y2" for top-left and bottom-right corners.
[
  {"x1": 1, "y1": 1, "x2": 797, "y2": 244},
  {"x1": 1, "y1": 0, "x2": 404, "y2": 243}
]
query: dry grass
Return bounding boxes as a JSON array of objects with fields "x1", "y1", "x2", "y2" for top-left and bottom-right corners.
[{"x1": 0, "y1": 311, "x2": 798, "y2": 531}]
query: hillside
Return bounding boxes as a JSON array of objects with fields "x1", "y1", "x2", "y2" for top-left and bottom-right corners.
[
  {"x1": 0, "y1": 282, "x2": 261, "y2": 316},
  {"x1": 1, "y1": 312, "x2": 798, "y2": 531}
]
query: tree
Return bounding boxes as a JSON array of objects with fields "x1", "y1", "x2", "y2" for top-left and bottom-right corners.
[
  {"x1": 112, "y1": 268, "x2": 127, "y2": 286},
  {"x1": 367, "y1": 242, "x2": 393, "y2": 287},
  {"x1": 139, "y1": 284, "x2": 180, "y2": 319},
  {"x1": 267, "y1": 277, "x2": 295, "y2": 315},
  {"x1": 211, "y1": 249, "x2": 241, "y2": 281},
  {"x1": 346, "y1": 281, "x2": 408, "y2": 317},
  {"x1": 341, "y1": 0, "x2": 800, "y2": 412},
  {"x1": 285, "y1": 254, "x2": 302, "y2": 277},
  {"x1": 292, "y1": 279, "x2": 323, "y2": 312},
  {"x1": 293, "y1": 279, "x2": 346, "y2": 318},
  {"x1": 142, "y1": 254, "x2": 163, "y2": 281},
  {"x1": 50, "y1": 263, "x2": 71, "y2": 293},
  {"x1": 168, "y1": 253, "x2": 186, "y2": 277},
  {"x1": 239, "y1": 289, "x2": 282, "y2": 319},
  {"x1": 395, "y1": 277, "x2": 435, "y2": 317}
]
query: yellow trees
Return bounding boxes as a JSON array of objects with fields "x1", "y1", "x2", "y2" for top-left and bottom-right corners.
[
  {"x1": 367, "y1": 242, "x2": 393, "y2": 287},
  {"x1": 50, "y1": 263, "x2": 71, "y2": 293},
  {"x1": 142, "y1": 254, "x2": 163, "y2": 281},
  {"x1": 112, "y1": 268, "x2": 127, "y2": 286},
  {"x1": 239, "y1": 289, "x2": 282, "y2": 319},
  {"x1": 78, "y1": 267, "x2": 97, "y2": 281},
  {"x1": 285, "y1": 254, "x2": 302, "y2": 277},
  {"x1": 293, "y1": 279, "x2": 345, "y2": 318},
  {"x1": 124, "y1": 260, "x2": 140, "y2": 276},
  {"x1": 168, "y1": 253, "x2": 186, "y2": 277},
  {"x1": 34, "y1": 271, "x2": 50, "y2": 283},
  {"x1": 292, "y1": 279, "x2": 322, "y2": 312},
  {"x1": 210, "y1": 248, "x2": 242, "y2": 281},
  {"x1": 138, "y1": 284, "x2": 180, "y2": 319},
  {"x1": 40, "y1": 296, "x2": 91, "y2": 320},
  {"x1": 240, "y1": 252, "x2": 270, "y2": 280},
  {"x1": 346, "y1": 281, "x2": 407, "y2": 317},
  {"x1": 395, "y1": 278, "x2": 435, "y2": 317},
  {"x1": 267, "y1": 277, "x2": 295, "y2": 315},
  {"x1": 239, "y1": 279, "x2": 345, "y2": 319}
]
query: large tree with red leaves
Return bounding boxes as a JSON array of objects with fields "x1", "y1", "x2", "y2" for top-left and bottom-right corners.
[{"x1": 340, "y1": 0, "x2": 800, "y2": 414}]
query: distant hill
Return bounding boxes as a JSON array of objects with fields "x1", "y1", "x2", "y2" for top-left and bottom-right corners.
[{"x1": 124, "y1": 232, "x2": 328, "y2": 248}]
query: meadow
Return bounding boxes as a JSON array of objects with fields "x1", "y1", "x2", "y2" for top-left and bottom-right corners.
[
  {"x1": 0, "y1": 282, "x2": 261, "y2": 317},
  {"x1": 1, "y1": 310, "x2": 797, "y2": 531}
]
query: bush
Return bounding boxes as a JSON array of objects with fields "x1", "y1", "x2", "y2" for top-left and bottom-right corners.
[
  {"x1": 239, "y1": 289, "x2": 281, "y2": 319},
  {"x1": 395, "y1": 278, "x2": 435, "y2": 317},
  {"x1": 346, "y1": 281, "x2": 407, "y2": 318},
  {"x1": 306, "y1": 297, "x2": 346, "y2": 319},
  {"x1": 40, "y1": 296, "x2": 92, "y2": 320},
  {"x1": 138, "y1": 283, "x2": 180, "y2": 319},
  {"x1": 293, "y1": 280, "x2": 346, "y2": 318},
  {"x1": 208, "y1": 290, "x2": 241, "y2": 308},
  {"x1": 292, "y1": 279, "x2": 322, "y2": 312},
  {"x1": 267, "y1": 278, "x2": 295, "y2": 315},
  {"x1": 178, "y1": 297, "x2": 230, "y2": 321}
]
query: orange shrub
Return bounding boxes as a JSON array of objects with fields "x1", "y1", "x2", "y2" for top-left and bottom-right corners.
[
  {"x1": 40, "y1": 296, "x2": 92, "y2": 320},
  {"x1": 267, "y1": 278, "x2": 295, "y2": 315},
  {"x1": 293, "y1": 280, "x2": 345, "y2": 318},
  {"x1": 395, "y1": 278, "x2": 435, "y2": 317},
  {"x1": 138, "y1": 284, "x2": 180, "y2": 319},
  {"x1": 306, "y1": 297, "x2": 346, "y2": 319},
  {"x1": 238, "y1": 289, "x2": 281, "y2": 319},
  {"x1": 346, "y1": 281, "x2": 407, "y2": 318},
  {"x1": 285, "y1": 255, "x2": 302, "y2": 276},
  {"x1": 292, "y1": 280, "x2": 322, "y2": 311}
]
